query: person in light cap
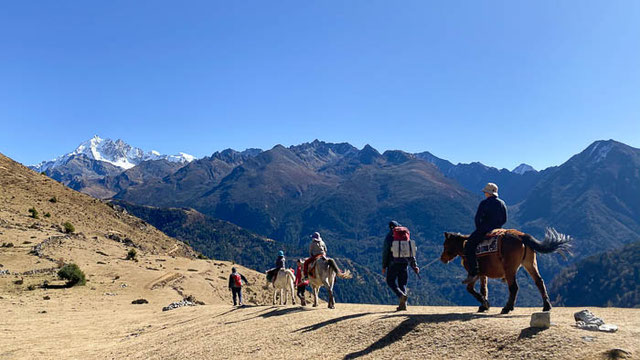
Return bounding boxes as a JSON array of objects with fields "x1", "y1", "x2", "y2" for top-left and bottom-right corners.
[
  {"x1": 462, "y1": 182, "x2": 508, "y2": 284},
  {"x1": 303, "y1": 232, "x2": 327, "y2": 279}
]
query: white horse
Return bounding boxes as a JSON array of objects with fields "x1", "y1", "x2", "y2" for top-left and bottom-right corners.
[
  {"x1": 308, "y1": 257, "x2": 352, "y2": 309},
  {"x1": 270, "y1": 268, "x2": 296, "y2": 305}
]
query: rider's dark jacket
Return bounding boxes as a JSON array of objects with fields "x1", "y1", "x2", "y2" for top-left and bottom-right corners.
[
  {"x1": 474, "y1": 195, "x2": 508, "y2": 234},
  {"x1": 274, "y1": 255, "x2": 285, "y2": 270}
]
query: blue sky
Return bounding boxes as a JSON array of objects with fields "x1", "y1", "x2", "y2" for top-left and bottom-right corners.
[{"x1": 1, "y1": 1, "x2": 638, "y2": 170}]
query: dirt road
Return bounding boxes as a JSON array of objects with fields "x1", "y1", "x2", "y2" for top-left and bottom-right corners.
[{"x1": 2, "y1": 301, "x2": 638, "y2": 360}]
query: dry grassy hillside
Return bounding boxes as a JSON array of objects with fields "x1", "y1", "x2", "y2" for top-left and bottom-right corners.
[{"x1": 0, "y1": 153, "x2": 276, "y2": 326}]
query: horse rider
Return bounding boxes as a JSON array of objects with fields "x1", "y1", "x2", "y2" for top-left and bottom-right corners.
[
  {"x1": 462, "y1": 182, "x2": 508, "y2": 284},
  {"x1": 266, "y1": 250, "x2": 286, "y2": 284},
  {"x1": 303, "y1": 232, "x2": 327, "y2": 280},
  {"x1": 382, "y1": 221, "x2": 419, "y2": 311}
]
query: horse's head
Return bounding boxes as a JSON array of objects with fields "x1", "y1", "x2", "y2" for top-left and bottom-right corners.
[{"x1": 440, "y1": 232, "x2": 467, "y2": 263}]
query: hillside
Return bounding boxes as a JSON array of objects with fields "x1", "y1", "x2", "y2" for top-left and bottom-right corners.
[
  {"x1": 0, "y1": 152, "x2": 275, "y2": 321},
  {"x1": 551, "y1": 241, "x2": 640, "y2": 308},
  {"x1": 513, "y1": 140, "x2": 640, "y2": 257}
]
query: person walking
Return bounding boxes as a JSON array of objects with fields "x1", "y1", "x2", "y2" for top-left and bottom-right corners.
[
  {"x1": 382, "y1": 221, "x2": 419, "y2": 311},
  {"x1": 295, "y1": 259, "x2": 309, "y2": 306},
  {"x1": 228, "y1": 267, "x2": 249, "y2": 306}
]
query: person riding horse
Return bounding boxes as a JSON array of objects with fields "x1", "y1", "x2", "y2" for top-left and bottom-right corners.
[
  {"x1": 303, "y1": 232, "x2": 327, "y2": 280},
  {"x1": 266, "y1": 250, "x2": 286, "y2": 284},
  {"x1": 462, "y1": 182, "x2": 508, "y2": 284}
]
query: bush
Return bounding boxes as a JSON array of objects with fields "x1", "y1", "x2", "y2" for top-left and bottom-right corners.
[
  {"x1": 28, "y1": 207, "x2": 39, "y2": 219},
  {"x1": 63, "y1": 222, "x2": 75, "y2": 234},
  {"x1": 126, "y1": 248, "x2": 137, "y2": 261},
  {"x1": 49, "y1": 196, "x2": 58, "y2": 203},
  {"x1": 58, "y1": 263, "x2": 86, "y2": 286},
  {"x1": 197, "y1": 253, "x2": 208, "y2": 260},
  {"x1": 1, "y1": 242, "x2": 14, "y2": 248},
  {"x1": 44, "y1": 212, "x2": 51, "y2": 218}
]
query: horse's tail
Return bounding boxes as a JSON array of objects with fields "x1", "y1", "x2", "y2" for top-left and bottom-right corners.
[
  {"x1": 327, "y1": 258, "x2": 353, "y2": 279},
  {"x1": 521, "y1": 227, "x2": 573, "y2": 258}
]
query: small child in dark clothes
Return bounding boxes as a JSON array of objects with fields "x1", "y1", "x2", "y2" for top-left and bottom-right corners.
[{"x1": 228, "y1": 267, "x2": 249, "y2": 306}]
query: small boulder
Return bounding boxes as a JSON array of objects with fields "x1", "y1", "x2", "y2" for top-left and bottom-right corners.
[
  {"x1": 131, "y1": 299, "x2": 149, "y2": 305},
  {"x1": 530, "y1": 311, "x2": 551, "y2": 328}
]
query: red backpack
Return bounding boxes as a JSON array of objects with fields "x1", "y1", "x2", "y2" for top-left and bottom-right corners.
[
  {"x1": 393, "y1": 226, "x2": 410, "y2": 241},
  {"x1": 232, "y1": 273, "x2": 242, "y2": 287},
  {"x1": 391, "y1": 226, "x2": 416, "y2": 259}
]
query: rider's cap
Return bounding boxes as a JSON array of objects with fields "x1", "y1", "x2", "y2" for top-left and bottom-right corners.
[
  {"x1": 310, "y1": 232, "x2": 321, "y2": 239},
  {"x1": 482, "y1": 183, "x2": 499, "y2": 196},
  {"x1": 278, "y1": 250, "x2": 284, "y2": 257},
  {"x1": 389, "y1": 220, "x2": 400, "y2": 228},
  {"x1": 231, "y1": 267, "x2": 237, "y2": 273}
]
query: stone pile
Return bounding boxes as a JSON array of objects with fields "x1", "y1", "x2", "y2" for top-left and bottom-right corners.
[{"x1": 162, "y1": 299, "x2": 197, "y2": 312}]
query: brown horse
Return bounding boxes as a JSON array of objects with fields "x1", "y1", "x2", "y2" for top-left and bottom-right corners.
[{"x1": 440, "y1": 228, "x2": 571, "y2": 314}]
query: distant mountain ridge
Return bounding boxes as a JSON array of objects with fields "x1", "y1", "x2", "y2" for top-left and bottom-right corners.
[
  {"x1": 415, "y1": 152, "x2": 542, "y2": 205},
  {"x1": 31, "y1": 135, "x2": 195, "y2": 172}
]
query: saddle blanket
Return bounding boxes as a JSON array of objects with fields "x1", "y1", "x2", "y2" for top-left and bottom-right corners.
[
  {"x1": 476, "y1": 237, "x2": 499, "y2": 256},
  {"x1": 476, "y1": 229, "x2": 524, "y2": 256}
]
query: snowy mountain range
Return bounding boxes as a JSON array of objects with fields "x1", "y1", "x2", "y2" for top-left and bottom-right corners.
[
  {"x1": 512, "y1": 163, "x2": 537, "y2": 174},
  {"x1": 31, "y1": 135, "x2": 195, "y2": 172}
]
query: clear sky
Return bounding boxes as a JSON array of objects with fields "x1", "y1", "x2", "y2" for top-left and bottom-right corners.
[{"x1": 1, "y1": 1, "x2": 639, "y2": 170}]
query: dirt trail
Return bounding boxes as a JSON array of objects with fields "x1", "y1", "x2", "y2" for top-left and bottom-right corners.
[{"x1": 1, "y1": 301, "x2": 638, "y2": 360}]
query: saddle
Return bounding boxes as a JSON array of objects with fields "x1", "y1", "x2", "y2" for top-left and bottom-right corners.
[
  {"x1": 475, "y1": 229, "x2": 525, "y2": 257},
  {"x1": 308, "y1": 254, "x2": 325, "y2": 277}
]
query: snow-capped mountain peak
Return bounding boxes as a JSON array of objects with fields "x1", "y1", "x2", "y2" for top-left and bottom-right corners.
[
  {"x1": 31, "y1": 136, "x2": 195, "y2": 172},
  {"x1": 512, "y1": 163, "x2": 536, "y2": 174}
]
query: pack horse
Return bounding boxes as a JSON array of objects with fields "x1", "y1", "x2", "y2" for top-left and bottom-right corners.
[{"x1": 307, "y1": 257, "x2": 352, "y2": 309}]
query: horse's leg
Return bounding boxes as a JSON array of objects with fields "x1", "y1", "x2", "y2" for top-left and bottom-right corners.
[
  {"x1": 501, "y1": 270, "x2": 518, "y2": 314},
  {"x1": 290, "y1": 278, "x2": 296, "y2": 305},
  {"x1": 325, "y1": 275, "x2": 335, "y2": 309},
  {"x1": 523, "y1": 252, "x2": 552, "y2": 311},
  {"x1": 466, "y1": 281, "x2": 486, "y2": 313},
  {"x1": 480, "y1": 276, "x2": 490, "y2": 311},
  {"x1": 273, "y1": 288, "x2": 276, "y2": 305},
  {"x1": 312, "y1": 286, "x2": 319, "y2": 307}
]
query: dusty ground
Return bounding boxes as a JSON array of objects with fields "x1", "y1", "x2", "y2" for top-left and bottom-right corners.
[{"x1": 1, "y1": 299, "x2": 638, "y2": 359}]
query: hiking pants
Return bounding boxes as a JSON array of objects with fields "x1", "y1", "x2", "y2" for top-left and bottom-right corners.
[
  {"x1": 297, "y1": 285, "x2": 306, "y2": 299},
  {"x1": 463, "y1": 230, "x2": 485, "y2": 276},
  {"x1": 386, "y1": 262, "x2": 408, "y2": 299},
  {"x1": 231, "y1": 287, "x2": 242, "y2": 305}
]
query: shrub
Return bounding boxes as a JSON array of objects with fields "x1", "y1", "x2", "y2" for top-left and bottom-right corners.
[
  {"x1": 197, "y1": 253, "x2": 208, "y2": 260},
  {"x1": 63, "y1": 222, "x2": 75, "y2": 234},
  {"x1": 28, "y1": 207, "x2": 39, "y2": 219},
  {"x1": 1, "y1": 242, "x2": 14, "y2": 248},
  {"x1": 126, "y1": 248, "x2": 137, "y2": 261},
  {"x1": 58, "y1": 263, "x2": 86, "y2": 286},
  {"x1": 44, "y1": 212, "x2": 51, "y2": 218},
  {"x1": 49, "y1": 196, "x2": 58, "y2": 203}
]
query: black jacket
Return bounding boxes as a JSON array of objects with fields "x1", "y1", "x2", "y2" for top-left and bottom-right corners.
[
  {"x1": 474, "y1": 195, "x2": 508, "y2": 233},
  {"x1": 275, "y1": 256, "x2": 285, "y2": 269}
]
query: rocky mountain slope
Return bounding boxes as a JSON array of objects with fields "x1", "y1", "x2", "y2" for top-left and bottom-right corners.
[{"x1": 513, "y1": 140, "x2": 640, "y2": 257}]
